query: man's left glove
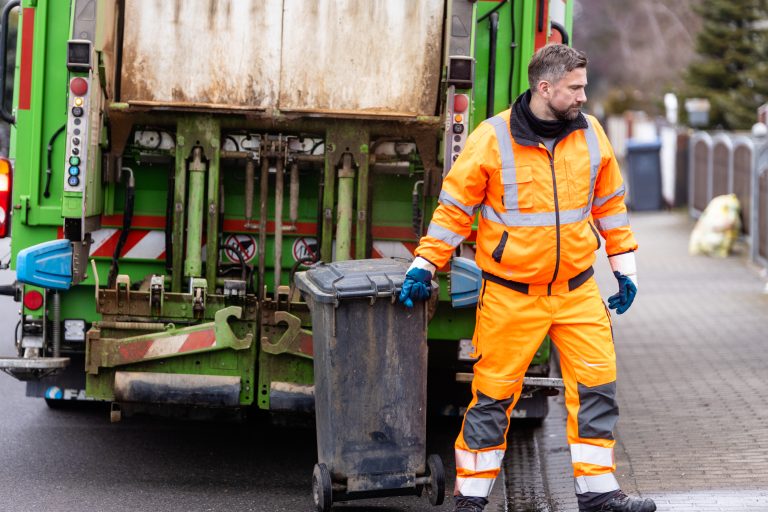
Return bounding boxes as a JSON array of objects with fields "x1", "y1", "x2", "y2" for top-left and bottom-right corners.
[
  {"x1": 398, "y1": 257, "x2": 436, "y2": 308},
  {"x1": 607, "y1": 252, "x2": 637, "y2": 315}
]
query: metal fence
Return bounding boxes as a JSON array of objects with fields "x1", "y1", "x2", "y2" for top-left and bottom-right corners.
[{"x1": 688, "y1": 131, "x2": 768, "y2": 268}]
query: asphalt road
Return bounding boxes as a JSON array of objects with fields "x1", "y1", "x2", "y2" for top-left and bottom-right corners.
[{"x1": 0, "y1": 239, "x2": 464, "y2": 512}]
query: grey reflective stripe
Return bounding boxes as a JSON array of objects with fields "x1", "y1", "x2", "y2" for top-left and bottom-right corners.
[
  {"x1": 570, "y1": 443, "x2": 614, "y2": 467},
  {"x1": 487, "y1": 116, "x2": 519, "y2": 209},
  {"x1": 574, "y1": 473, "x2": 620, "y2": 495},
  {"x1": 594, "y1": 212, "x2": 630, "y2": 231},
  {"x1": 439, "y1": 190, "x2": 480, "y2": 217},
  {"x1": 455, "y1": 448, "x2": 505, "y2": 472},
  {"x1": 584, "y1": 117, "x2": 602, "y2": 207},
  {"x1": 577, "y1": 382, "x2": 618, "y2": 440},
  {"x1": 463, "y1": 390, "x2": 515, "y2": 449},
  {"x1": 481, "y1": 204, "x2": 589, "y2": 227},
  {"x1": 427, "y1": 222, "x2": 465, "y2": 247},
  {"x1": 455, "y1": 477, "x2": 495, "y2": 498},
  {"x1": 593, "y1": 184, "x2": 626, "y2": 208}
]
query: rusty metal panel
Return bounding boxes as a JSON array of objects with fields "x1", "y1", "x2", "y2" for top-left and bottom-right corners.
[
  {"x1": 120, "y1": 0, "x2": 283, "y2": 108},
  {"x1": 95, "y1": 0, "x2": 118, "y2": 101},
  {"x1": 278, "y1": 0, "x2": 445, "y2": 117}
]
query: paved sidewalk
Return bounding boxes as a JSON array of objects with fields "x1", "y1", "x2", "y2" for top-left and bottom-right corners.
[{"x1": 594, "y1": 210, "x2": 768, "y2": 510}]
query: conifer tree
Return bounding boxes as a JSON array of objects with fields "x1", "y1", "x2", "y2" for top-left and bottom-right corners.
[{"x1": 685, "y1": 0, "x2": 768, "y2": 129}]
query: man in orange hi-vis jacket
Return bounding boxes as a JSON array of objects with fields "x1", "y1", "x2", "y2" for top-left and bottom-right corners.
[{"x1": 398, "y1": 45, "x2": 656, "y2": 512}]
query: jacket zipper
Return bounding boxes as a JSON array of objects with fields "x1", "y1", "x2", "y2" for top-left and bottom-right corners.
[{"x1": 547, "y1": 150, "x2": 560, "y2": 295}]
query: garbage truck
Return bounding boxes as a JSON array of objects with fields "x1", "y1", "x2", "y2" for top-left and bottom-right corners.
[{"x1": 0, "y1": 0, "x2": 572, "y2": 432}]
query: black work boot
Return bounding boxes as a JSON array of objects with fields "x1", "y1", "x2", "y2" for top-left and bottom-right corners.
[
  {"x1": 583, "y1": 491, "x2": 656, "y2": 512},
  {"x1": 454, "y1": 495, "x2": 488, "y2": 512}
]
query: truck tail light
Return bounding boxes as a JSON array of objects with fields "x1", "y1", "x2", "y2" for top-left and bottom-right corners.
[
  {"x1": 0, "y1": 157, "x2": 12, "y2": 238},
  {"x1": 23, "y1": 289, "x2": 44, "y2": 310}
]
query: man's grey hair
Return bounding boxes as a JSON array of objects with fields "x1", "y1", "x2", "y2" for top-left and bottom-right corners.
[{"x1": 527, "y1": 44, "x2": 587, "y2": 90}]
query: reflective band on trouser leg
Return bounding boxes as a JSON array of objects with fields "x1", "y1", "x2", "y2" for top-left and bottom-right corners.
[
  {"x1": 575, "y1": 473, "x2": 620, "y2": 494},
  {"x1": 570, "y1": 443, "x2": 614, "y2": 467},
  {"x1": 455, "y1": 475, "x2": 496, "y2": 498}
]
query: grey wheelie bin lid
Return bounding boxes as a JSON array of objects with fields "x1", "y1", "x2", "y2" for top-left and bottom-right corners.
[{"x1": 294, "y1": 258, "x2": 408, "y2": 304}]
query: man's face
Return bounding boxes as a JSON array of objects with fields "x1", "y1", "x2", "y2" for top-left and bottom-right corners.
[{"x1": 541, "y1": 67, "x2": 587, "y2": 121}]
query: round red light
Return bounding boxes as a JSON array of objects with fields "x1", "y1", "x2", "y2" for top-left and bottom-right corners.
[
  {"x1": 70, "y1": 77, "x2": 88, "y2": 97},
  {"x1": 24, "y1": 290, "x2": 44, "y2": 310},
  {"x1": 453, "y1": 94, "x2": 469, "y2": 114}
]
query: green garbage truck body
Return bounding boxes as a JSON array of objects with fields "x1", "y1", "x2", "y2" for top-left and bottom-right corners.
[{"x1": 0, "y1": 0, "x2": 572, "y2": 418}]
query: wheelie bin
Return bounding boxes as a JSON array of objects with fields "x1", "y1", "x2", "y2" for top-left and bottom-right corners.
[{"x1": 295, "y1": 259, "x2": 445, "y2": 511}]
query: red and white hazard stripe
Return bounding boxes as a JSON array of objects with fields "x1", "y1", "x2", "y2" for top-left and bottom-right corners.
[
  {"x1": 117, "y1": 328, "x2": 216, "y2": 364},
  {"x1": 371, "y1": 240, "x2": 417, "y2": 260}
]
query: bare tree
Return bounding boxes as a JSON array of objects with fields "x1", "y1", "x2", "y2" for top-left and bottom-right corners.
[{"x1": 574, "y1": 0, "x2": 700, "y2": 113}]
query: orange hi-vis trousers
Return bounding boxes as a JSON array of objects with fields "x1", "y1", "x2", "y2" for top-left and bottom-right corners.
[{"x1": 455, "y1": 276, "x2": 620, "y2": 504}]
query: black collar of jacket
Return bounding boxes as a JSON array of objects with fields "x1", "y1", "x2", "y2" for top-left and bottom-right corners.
[{"x1": 509, "y1": 90, "x2": 588, "y2": 148}]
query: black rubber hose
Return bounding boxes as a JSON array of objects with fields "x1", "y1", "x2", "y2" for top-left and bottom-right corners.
[
  {"x1": 44, "y1": 124, "x2": 66, "y2": 198},
  {"x1": 508, "y1": 1, "x2": 517, "y2": 106},
  {"x1": 550, "y1": 21, "x2": 569, "y2": 45},
  {"x1": 537, "y1": 0, "x2": 544, "y2": 32},
  {"x1": 107, "y1": 168, "x2": 135, "y2": 288},
  {"x1": 220, "y1": 243, "x2": 248, "y2": 283},
  {"x1": 477, "y1": 0, "x2": 507, "y2": 23},
  {"x1": 487, "y1": 11, "x2": 499, "y2": 119},
  {"x1": 224, "y1": 135, "x2": 240, "y2": 151}
]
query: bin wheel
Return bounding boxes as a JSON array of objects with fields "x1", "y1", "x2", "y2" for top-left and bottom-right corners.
[
  {"x1": 425, "y1": 454, "x2": 445, "y2": 506},
  {"x1": 312, "y1": 463, "x2": 333, "y2": 512}
]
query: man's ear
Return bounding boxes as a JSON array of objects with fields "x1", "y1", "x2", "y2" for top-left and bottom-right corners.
[{"x1": 537, "y1": 80, "x2": 551, "y2": 98}]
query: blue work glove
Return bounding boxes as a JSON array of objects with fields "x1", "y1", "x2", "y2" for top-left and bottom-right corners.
[
  {"x1": 398, "y1": 267, "x2": 433, "y2": 308},
  {"x1": 607, "y1": 271, "x2": 637, "y2": 315}
]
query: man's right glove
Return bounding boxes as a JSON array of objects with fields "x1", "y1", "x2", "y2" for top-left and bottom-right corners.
[{"x1": 398, "y1": 256, "x2": 436, "y2": 308}]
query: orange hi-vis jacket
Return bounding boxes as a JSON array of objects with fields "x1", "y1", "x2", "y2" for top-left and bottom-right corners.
[{"x1": 416, "y1": 108, "x2": 637, "y2": 294}]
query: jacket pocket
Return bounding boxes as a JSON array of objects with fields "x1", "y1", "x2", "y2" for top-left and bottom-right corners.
[
  {"x1": 492, "y1": 231, "x2": 509, "y2": 263},
  {"x1": 588, "y1": 221, "x2": 601, "y2": 251},
  {"x1": 502, "y1": 165, "x2": 533, "y2": 210}
]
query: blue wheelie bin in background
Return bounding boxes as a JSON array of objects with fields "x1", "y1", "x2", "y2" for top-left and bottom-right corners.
[
  {"x1": 625, "y1": 139, "x2": 663, "y2": 210},
  {"x1": 295, "y1": 259, "x2": 445, "y2": 511}
]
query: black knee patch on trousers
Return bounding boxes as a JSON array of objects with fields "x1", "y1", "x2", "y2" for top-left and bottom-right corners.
[
  {"x1": 463, "y1": 391, "x2": 515, "y2": 449},
  {"x1": 577, "y1": 381, "x2": 618, "y2": 440}
]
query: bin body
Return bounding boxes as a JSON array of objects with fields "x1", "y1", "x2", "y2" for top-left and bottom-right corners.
[
  {"x1": 295, "y1": 259, "x2": 429, "y2": 494},
  {"x1": 626, "y1": 139, "x2": 663, "y2": 210}
]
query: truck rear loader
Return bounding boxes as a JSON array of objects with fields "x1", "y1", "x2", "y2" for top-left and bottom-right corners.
[{"x1": 0, "y1": 0, "x2": 572, "y2": 507}]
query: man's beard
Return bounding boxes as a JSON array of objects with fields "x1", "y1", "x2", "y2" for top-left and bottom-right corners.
[{"x1": 548, "y1": 102, "x2": 582, "y2": 121}]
